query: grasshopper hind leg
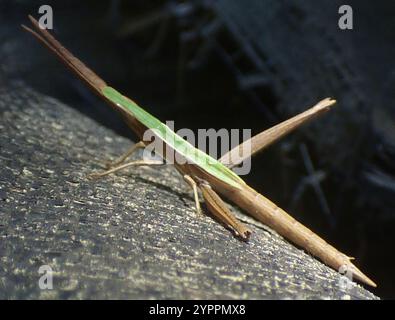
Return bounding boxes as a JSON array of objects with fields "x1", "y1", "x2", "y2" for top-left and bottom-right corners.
[{"x1": 199, "y1": 182, "x2": 252, "y2": 241}]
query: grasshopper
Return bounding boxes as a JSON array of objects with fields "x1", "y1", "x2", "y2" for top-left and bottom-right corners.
[{"x1": 22, "y1": 15, "x2": 376, "y2": 287}]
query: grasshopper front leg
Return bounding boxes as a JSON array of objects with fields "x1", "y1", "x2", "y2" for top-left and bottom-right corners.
[
  {"x1": 104, "y1": 141, "x2": 146, "y2": 169},
  {"x1": 88, "y1": 159, "x2": 164, "y2": 179},
  {"x1": 89, "y1": 141, "x2": 164, "y2": 179},
  {"x1": 89, "y1": 141, "x2": 165, "y2": 179}
]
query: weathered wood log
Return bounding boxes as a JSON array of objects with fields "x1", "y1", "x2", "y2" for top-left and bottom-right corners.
[{"x1": 0, "y1": 81, "x2": 378, "y2": 299}]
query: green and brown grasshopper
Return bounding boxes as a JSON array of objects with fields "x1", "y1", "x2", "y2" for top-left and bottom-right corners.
[{"x1": 23, "y1": 15, "x2": 376, "y2": 287}]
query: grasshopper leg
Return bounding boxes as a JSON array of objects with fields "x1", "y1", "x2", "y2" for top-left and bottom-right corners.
[
  {"x1": 88, "y1": 159, "x2": 164, "y2": 180},
  {"x1": 183, "y1": 175, "x2": 202, "y2": 215},
  {"x1": 199, "y1": 181, "x2": 252, "y2": 241},
  {"x1": 105, "y1": 141, "x2": 146, "y2": 169}
]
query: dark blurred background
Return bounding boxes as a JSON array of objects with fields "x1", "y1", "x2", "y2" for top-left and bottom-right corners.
[{"x1": 1, "y1": 0, "x2": 394, "y2": 298}]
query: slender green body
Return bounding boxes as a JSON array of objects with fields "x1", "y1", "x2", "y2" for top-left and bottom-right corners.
[{"x1": 102, "y1": 86, "x2": 245, "y2": 189}]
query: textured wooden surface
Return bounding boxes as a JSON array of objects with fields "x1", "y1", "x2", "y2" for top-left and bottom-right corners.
[{"x1": 0, "y1": 82, "x2": 378, "y2": 299}]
